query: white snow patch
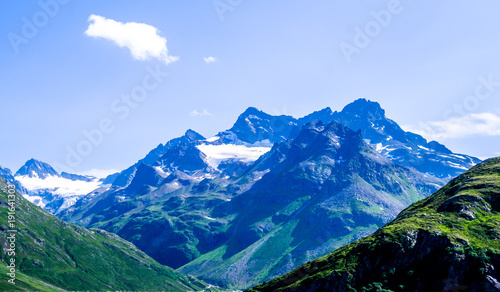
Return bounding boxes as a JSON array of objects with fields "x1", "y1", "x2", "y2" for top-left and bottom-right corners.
[
  {"x1": 15, "y1": 175, "x2": 101, "y2": 197},
  {"x1": 418, "y1": 145, "x2": 430, "y2": 151},
  {"x1": 202, "y1": 215, "x2": 216, "y2": 221},
  {"x1": 154, "y1": 166, "x2": 170, "y2": 177},
  {"x1": 23, "y1": 195, "x2": 46, "y2": 209},
  {"x1": 446, "y1": 161, "x2": 469, "y2": 170},
  {"x1": 249, "y1": 139, "x2": 273, "y2": 147},
  {"x1": 374, "y1": 143, "x2": 389, "y2": 153},
  {"x1": 202, "y1": 173, "x2": 217, "y2": 180},
  {"x1": 244, "y1": 117, "x2": 257, "y2": 133},
  {"x1": 437, "y1": 154, "x2": 454, "y2": 159},
  {"x1": 248, "y1": 115, "x2": 262, "y2": 120},
  {"x1": 206, "y1": 136, "x2": 221, "y2": 142},
  {"x1": 196, "y1": 144, "x2": 271, "y2": 168},
  {"x1": 217, "y1": 131, "x2": 274, "y2": 147},
  {"x1": 57, "y1": 197, "x2": 79, "y2": 212}
]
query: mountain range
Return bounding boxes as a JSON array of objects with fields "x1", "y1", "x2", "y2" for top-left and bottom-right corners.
[
  {"x1": 0, "y1": 98, "x2": 485, "y2": 290},
  {"x1": 249, "y1": 157, "x2": 500, "y2": 291},
  {"x1": 51, "y1": 99, "x2": 479, "y2": 289},
  {"x1": 219, "y1": 99, "x2": 480, "y2": 180},
  {"x1": 178, "y1": 120, "x2": 443, "y2": 288}
]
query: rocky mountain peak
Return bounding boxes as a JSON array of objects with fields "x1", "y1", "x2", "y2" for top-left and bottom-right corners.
[
  {"x1": 223, "y1": 107, "x2": 297, "y2": 145},
  {"x1": 15, "y1": 158, "x2": 60, "y2": 179},
  {"x1": 241, "y1": 106, "x2": 264, "y2": 117},
  {"x1": 184, "y1": 129, "x2": 205, "y2": 142},
  {"x1": 155, "y1": 143, "x2": 211, "y2": 174},
  {"x1": 339, "y1": 98, "x2": 386, "y2": 121}
]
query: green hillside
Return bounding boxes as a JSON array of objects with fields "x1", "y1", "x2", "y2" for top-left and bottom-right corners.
[
  {"x1": 0, "y1": 177, "x2": 222, "y2": 292},
  {"x1": 250, "y1": 157, "x2": 500, "y2": 291}
]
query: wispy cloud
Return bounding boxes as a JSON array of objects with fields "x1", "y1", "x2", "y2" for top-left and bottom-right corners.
[
  {"x1": 85, "y1": 14, "x2": 178, "y2": 65},
  {"x1": 203, "y1": 56, "x2": 218, "y2": 64},
  {"x1": 190, "y1": 109, "x2": 213, "y2": 117},
  {"x1": 403, "y1": 113, "x2": 500, "y2": 141}
]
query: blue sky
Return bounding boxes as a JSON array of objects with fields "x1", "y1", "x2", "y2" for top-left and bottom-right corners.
[{"x1": 2, "y1": 0, "x2": 500, "y2": 176}]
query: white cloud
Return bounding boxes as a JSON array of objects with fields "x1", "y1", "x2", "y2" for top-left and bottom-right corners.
[
  {"x1": 403, "y1": 113, "x2": 500, "y2": 141},
  {"x1": 203, "y1": 56, "x2": 218, "y2": 64},
  {"x1": 85, "y1": 14, "x2": 178, "y2": 65},
  {"x1": 190, "y1": 109, "x2": 213, "y2": 117}
]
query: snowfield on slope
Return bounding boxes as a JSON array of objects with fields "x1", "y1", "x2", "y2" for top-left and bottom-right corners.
[
  {"x1": 196, "y1": 144, "x2": 271, "y2": 168},
  {"x1": 15, "y1": 175, "x2": 102, "y2": 197}
]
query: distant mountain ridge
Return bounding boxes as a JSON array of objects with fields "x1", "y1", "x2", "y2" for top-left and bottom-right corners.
[
  {"x1": 12, "y1": 159, "x2": 103, "y2": 214},
  {"x1": 0, "y1": 165, "x2": 26, "y2": 194},
  {"x1": 329, "y1": 99, "x2": 480, "y2": 179},
  {"x1": 211, "y1": 99, "x2": 480, "y2": 179},
  {"x1": 61, "y1": 171, "x2": 96, "y2": 182},
  {"x1": 110, "y1": 129, "x2": 206, "y2": 188}
]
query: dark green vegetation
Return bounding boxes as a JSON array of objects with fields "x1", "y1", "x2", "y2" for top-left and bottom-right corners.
[
  {"x1": 0, "y1": 178, "x2": 222, "y2": 292},
  {"x1": 249, "y1": 157, "x2": 500, "y2": 292}
]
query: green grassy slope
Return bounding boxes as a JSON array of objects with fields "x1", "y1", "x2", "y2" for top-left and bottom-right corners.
[
  {"x1": 0, "y1": 178, "x2": 222, "y2": 292},
  {"x1": 0, "y1": 264, "x2": 68, "y2": 292},
  {"x1": 249, "y1": 157, "x2": 500, "y2": 292}
]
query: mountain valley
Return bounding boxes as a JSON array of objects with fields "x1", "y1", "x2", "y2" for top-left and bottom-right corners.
[{"x1": 1, "y1": 99, "x2": 486, "y2": 290}]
